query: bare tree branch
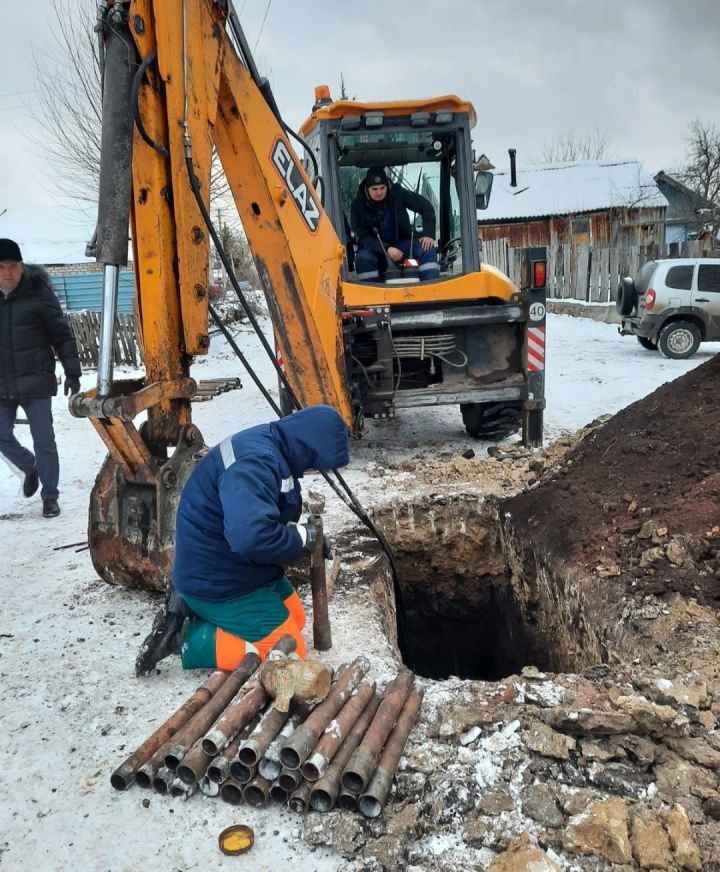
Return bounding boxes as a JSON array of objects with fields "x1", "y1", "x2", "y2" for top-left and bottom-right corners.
[
  {"x1": 679, "y1": 118, "x2": 720, "y2": 238},
  {"x1": 531, "y1": 129, "x2": 613, "y2": 165}
]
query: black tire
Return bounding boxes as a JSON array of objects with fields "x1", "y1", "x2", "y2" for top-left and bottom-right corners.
[
  {"x1": 461, "y1": 402, "x2": 522, "y2": 441},
  {"x1": 657, "y1": 320, "x2": 701, "y2": 359},
  {"x1": 616, "y1": 276, "x2": 638, "y2": 316},
  {"x1": 636, "y1": 336, "x2": 658, "y2": 351}
]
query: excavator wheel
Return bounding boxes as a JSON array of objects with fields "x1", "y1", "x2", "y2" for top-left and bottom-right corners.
[{"x1": 460, "y1": 402, "x2": 522, "y2": 441}]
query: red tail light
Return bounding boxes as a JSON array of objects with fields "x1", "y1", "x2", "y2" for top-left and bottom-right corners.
[
  {"x1": 532, "y1": 261, "x2": 547, "y2": 288},
  {"x1": 645, "y1": 288, "x2": 656, "y2": 311}
]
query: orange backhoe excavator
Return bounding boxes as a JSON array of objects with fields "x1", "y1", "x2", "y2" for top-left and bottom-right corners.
[{"x1": 71, "y1": 0, "x2": 547, "y2": 591}]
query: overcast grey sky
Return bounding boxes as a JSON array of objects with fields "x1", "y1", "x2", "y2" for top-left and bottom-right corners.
[{"x1": 1, "y1": 0, "x2": 719, "y2": 216}]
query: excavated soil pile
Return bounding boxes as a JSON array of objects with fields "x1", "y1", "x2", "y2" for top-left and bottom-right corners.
[{"x1": 503, "y1": 353, "x2": 720, "y2": 607}]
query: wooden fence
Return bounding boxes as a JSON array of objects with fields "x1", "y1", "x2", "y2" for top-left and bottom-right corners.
[
  {"x1": 481, "y1": 238, "x2": 715, "y2": 303},
  {"x1": 67, "y1": 311, "x2": 144, "y2": 368}
]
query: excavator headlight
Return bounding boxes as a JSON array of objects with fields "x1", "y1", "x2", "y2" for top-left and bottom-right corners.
[{"x1": 364, "y1": 111, "x2": 384, "y2": 127}]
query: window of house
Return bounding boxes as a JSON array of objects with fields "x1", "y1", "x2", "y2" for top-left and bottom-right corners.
[
  {"x1": 665, "y1": 265, "x2": 693, "y2": 290},
  {"x1": 698, "y1": 265, "x2": 720, "y2": 293}
]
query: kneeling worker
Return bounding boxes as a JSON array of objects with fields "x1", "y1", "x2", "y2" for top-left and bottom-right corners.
[
  {"x1": 136, "y1": 405, "x2": 349, "y2": 675},
  {"x1": 350, "y1": 167, "x2": 440, "y2": 282}
]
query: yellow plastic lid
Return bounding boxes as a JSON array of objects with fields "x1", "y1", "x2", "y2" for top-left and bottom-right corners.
[{"x1": 218, "y1": 824, "x2": 254, "y2": 855}]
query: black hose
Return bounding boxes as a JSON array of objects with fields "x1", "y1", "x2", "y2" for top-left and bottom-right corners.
[{"x1": 131, "y1": 50, "x2": 169, "y2": 157}]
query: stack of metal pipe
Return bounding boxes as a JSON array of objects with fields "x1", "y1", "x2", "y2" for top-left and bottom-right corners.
[{"x1": 111, "y1": 638, "x2": 422, "y2": 818}]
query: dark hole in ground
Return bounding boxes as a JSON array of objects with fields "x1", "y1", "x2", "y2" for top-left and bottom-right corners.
[{"x1": 374, "y1": 495, "x2": 603, "y2": 681}]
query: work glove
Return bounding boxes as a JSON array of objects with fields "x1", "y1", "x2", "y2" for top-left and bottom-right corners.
[
  {"x1": 297, "y1": 520, "x2": 333, "y2": 559},
  {"x1": 64, "y1": 375, "x2": 81, "y2": 396}
]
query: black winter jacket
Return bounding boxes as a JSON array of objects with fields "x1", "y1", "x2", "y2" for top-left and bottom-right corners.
[
  {"x1": 0, "y1": 266, "x2": 81, "y2": 400},
  {"x1": 350, "y1": 182, "x2": 437, "y2": 254}
]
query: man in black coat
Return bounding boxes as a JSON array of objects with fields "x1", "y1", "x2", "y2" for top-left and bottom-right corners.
[
  {"x1": 350, "y1": 167, "x2": 440, "y2": 282},
  {"x1": 0, "y1": 238, "x2": 81, "y2": 517}
]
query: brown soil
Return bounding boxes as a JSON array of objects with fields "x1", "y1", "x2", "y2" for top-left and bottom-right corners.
[{"x1": 502, "y1": 354, "x2": 720, "y2": 606}]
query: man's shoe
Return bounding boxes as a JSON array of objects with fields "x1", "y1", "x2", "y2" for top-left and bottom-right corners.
[
  {"x1": 42, "y1": 498, "x2": 60, "y2": 518},
  {"x1": 135, "y1": 606, "x2": 186, "y2": 676},
  {"x1": 23, "y1": 469, "x2": 39, "y2": 498}
]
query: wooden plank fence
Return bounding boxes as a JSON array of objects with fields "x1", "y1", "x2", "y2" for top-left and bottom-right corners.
[
  {"x1": 480, "y1": 238, "x2": 714, "y2": 303},
  {"x1": 67, "y1": 311, "x2": 144, "y2": 368}
]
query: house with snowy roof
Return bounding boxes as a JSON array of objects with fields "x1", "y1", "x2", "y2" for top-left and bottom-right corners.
[
  {"x1": 477, "y1": 158, "x2": 668, "y2": 251},
  {"x1": 477, "y1": 159, "x2": 668, "y2": 303}
]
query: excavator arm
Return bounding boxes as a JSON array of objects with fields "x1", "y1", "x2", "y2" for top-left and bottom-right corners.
[{"x1": 71, "y1": 0, "x2": 351, "y2": 589}]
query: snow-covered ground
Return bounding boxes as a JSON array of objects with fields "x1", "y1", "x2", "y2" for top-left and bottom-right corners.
[{"x1": 1, "y1": 314, "x2": 718, "y2": 871}]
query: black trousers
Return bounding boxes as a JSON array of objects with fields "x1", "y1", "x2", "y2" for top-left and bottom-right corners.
[{"x1": 0, "y1": 398, "x2": 59, "y2": 500}]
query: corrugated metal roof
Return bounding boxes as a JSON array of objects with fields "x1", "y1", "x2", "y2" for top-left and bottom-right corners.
[
  {"x1": 51, "y1": 270, "x2": 136, "y2": 315},
  {"x1": 477, "y1": 159, "x2": 669, "y2": 222}
]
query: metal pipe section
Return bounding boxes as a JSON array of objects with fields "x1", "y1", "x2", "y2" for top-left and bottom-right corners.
[
  {"x1": 309, "y1": 692, "x2": 381, "y2": 813},
  {"x1": 389, "y1": 304, "x2": 524, "y2": 331},
  {"x1": 229, "y1": 760, "x2": 256, "y2": 784},
  {"x1": 302, "y1": 681, "x2": 376, "y2": 782},
  {"x1": 270, "y1": 779, "x2": 289, "y2": 804},
  {"x1": 238, "y1": 704, "x2": 291, "y2": 766},
  {"x1": 199, "y1": 774, "x2": 221, "y2": 797},
  {"x1": 220, "y1": 778, "x2": 245, "y2": 805},
  {"x1": 243, "y1": 775, "x2": 272, "y2": 807},
  {"x1": 358, "y1": 688, "x2": 424, "y2": 818},
  {"x1": 341, "y1": 670, "x2": 415, "y2": 795},
  {"x1": 152, "y1": 765, "x2": 175, "y2": 795},
  {"x1": 309, "y1": 514, "x2": 332, "y2": 650},
  {"x1": 280, "y1": 658, "x2": 370, "y2": 771},
  {"x1": 176, "y1": 738, "x2": 213, "y2": 786},
  {"x1": 206, "y1": 719, "x2": 255, "y2": 784},
  {"x1": 164, "y1": 636, "x2": 295, "y2": 769},
  {"x1": 258, "y1": 712, "x2": 303, "y2": 781},
  {"x1": 337, "y1": 788, "x2": 359, "y2": 811},
  {"x1": 278, "y1": 766, "x2": 303, "y2": 792},
  {"x1": 97, "y1": 265, "x2": 119, "y2": 396},
  {"x1": 288, "y1": 780, "x2": 312, "y2": 814},
  {"x1": 112, "y1": 670, "x2": 228, "y2": 790},
  {"x1": 201, "y1": 684, "x2": 268, "y2": 757},
  {"x1": 170, "y1": 777, "x2": 196, "y2": 799}
]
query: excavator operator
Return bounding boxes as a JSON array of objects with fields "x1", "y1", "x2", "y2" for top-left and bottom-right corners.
[
  {"x1": 350, "y1": 168, "x2": 440, "y2": 282},
  {"x1": 136, "y1": 405, "x2": 349, "y2": 675}
]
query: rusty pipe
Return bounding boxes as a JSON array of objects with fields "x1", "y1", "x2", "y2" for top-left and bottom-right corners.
[
  {"x1": 243, "y1": 775, "x2": 272, "y2": 807},
  {"x1": 341, "y1": 669, "x2": 415, "y2": 795},
  {"x1": 176, "y1": 737, "x2": 213, "y2": 786},
  {"x1": 280, "y1": 657, "x2": 370, "y2": 770},
  {"x1": 112, "y1": 670, "x2": 228, "y2": 790},
  {"x1": 278, "y1": 766, "x2": 303, "y2": 791},
  {"x1": 237, "y1": 702, "x2": 291, "y2": 766},
  {"x1": 258, "y1": 711, "x2": 304, "y2": 781},
  {"x1": 229, "y1": 760, "x2": 256, "y2": 784},
  {"x1": 358, "y1": 688, "x2": 423, "y2": 818},
  {"x1": 309, "y1": 692, "x2": 381, "y2": 813},
  {"x1": 199, "y1": 774, "x2": 220, "y2": 797},
  {"x1": 337, "y1": 788, "x2": 359, "y2": 811},
  {"x1": 201, "y1": 684, "x2": 268, "y2": 757},
  {"x1": 152, "y1": 765, "x2": 175, "y2": 795},
  {"x1": 206, "y1": 715, "x2": 259, "y2": 784},
  {"x1": 288, "y1": 779, "x2": 312, "y2": 813},
  {"x1": 301, "y1": 681, "x2": 375, "y2": 782},
  {"x1": 170, "y1": 777, "x2": 196, "y2": 799},
  {"x1": 309, "y1": 514, "x2": 332, "y2": 650},
  {"x1": 164, "y1": 635, "x2": 295, "y2": 769},
  {"x1": 220, "y1": 778, "x2": 245, "y2": 805},
  {"x1": 270, "y1": 779, "x2": 289, "y2": 803}
]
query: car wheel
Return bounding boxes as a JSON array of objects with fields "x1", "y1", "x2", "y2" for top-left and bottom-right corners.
[
  {"x1": 637, "y1": 336, "x2": 658, "y2": 351},
  {"x1": 616, "y1": 277, "x2": 637, "y2": 316},
  {"x1": 657, "y1": 321, "x2": 701, "y2": 359},
  {"x1": 461, "y1": 402, "x2": 522, "y2": 441}
]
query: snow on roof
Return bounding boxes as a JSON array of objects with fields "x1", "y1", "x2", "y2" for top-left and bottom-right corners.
[
  {"x1": 0, "y1": 202, "x2": 97, "y2": 265},
  {"x1": 477, "y1": 159, "x2": 669, "y2": 222}
]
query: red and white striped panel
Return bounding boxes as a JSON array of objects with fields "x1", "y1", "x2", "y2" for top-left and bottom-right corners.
[{"x1": 526, "y1": 326, "x2": 545, "y2": 372}]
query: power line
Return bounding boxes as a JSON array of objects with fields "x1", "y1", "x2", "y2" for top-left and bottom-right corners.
[{"x1": 253, "y1": 0, "x2": 272, "y2": 54}]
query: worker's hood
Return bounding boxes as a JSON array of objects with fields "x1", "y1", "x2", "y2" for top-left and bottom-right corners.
[{"x1": 272, "y1": 404, "x2": 349, "y2": 476}]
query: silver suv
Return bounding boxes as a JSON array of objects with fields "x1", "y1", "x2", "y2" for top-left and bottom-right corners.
[{"x1": 617, "y1": 258, "x2": 720, "y2": 358}]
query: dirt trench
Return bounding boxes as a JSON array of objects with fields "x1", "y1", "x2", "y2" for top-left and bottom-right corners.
[{"x1": 317, "y1": 354, "x2": 720, "y2": 871}]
